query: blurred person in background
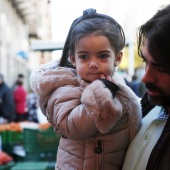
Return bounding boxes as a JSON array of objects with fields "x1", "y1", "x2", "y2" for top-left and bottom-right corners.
[
  {"x1": 123, "y1": 4, "x2": 170, "y2": 170},
  {"x1": 130, "y1": 71, "x2": 146, "y2": 98},
  {"x1": 0, "y1": 73, "x2": 16, "y2": 123},
  {"x1": 12, "y1": 73, "x2": 24, "y2": 89},
  {"x1": 13, "y1": 75, "x2": 27, "y2": 122},
  {"x1": 27, "y1": 90, "x2": 38, "y2": 123}
]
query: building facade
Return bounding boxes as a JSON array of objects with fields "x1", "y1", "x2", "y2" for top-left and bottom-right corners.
[{"x1": 0, "y1": 0, "x2": 51, "y2": 90}]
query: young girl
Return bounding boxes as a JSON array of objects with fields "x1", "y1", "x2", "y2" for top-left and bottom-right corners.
[{"x1": 30, "y1": 8, "x2": 141, "y2": 170}]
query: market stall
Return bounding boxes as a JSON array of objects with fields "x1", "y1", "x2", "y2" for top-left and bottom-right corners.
[{"x1": 0, "y1": 122, "x2": 60, "y2": 170}]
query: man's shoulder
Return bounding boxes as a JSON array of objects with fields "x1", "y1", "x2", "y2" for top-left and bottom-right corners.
[{"x1": 122, "y1": 105, "x2": 165, "y2": 170}]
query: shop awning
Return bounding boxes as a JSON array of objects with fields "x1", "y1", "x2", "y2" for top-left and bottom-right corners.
[{"x1": 30, "y1": 40, "x2": 64, "y2": 52}]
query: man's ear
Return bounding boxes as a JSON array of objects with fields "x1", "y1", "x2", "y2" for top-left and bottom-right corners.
[
  {"x1": 69, "y1": 55, "x2": 76, "y2": 67},
  {"x1": 114, "y1": 51, "x2": 123, "y2": 67}
]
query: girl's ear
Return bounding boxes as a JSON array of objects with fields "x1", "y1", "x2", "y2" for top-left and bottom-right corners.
[
  {"x1": 69, "y1": 55, "x2": 76, "y2": 67},
  {"x1": 114, "y1": 51, "x2": 123, "y2": 67}
]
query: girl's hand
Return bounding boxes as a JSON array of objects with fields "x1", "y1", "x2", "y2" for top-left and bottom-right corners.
[{"x1": 99, "y1": 73, "x2": 111, "y2": 81}]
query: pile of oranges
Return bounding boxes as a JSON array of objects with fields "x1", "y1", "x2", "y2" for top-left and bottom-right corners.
[{"x1": 0, "y1": 123, "x2": 22, "y2": 132}]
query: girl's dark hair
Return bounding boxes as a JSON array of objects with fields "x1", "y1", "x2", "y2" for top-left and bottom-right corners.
[
  {"x1": 59, "y1": 8, "x2": 125, "y2": 68},
  {"x1": 137, "y1": 4, "x2": 170, "y2": 72}
]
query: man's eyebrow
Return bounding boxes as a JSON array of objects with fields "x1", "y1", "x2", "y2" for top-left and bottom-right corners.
[
  {"x1": 144, "y1": 56, "x2": 163, "y2": 68},
  {"x1": 141, "y1": 52, "x2": 161, "y2": 67}
]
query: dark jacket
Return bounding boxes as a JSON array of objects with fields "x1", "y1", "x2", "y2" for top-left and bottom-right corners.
[
  {"x1": 0, "y1": 82, "x2": 16, "y2": 121},
  {"x1": 141, "y1": 93, "x2": 170, "y2": 170}
]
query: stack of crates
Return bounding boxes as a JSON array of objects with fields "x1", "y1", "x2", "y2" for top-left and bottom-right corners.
[
  {"x1": 11, "y1": 162, "x2": 49, "y2": 170},
  {"x1": 23, "y1": 126, "x2": 60, "y2": 161},
  {"x1": 0, "y1": 131, "x2": 9, "y2": 153},
  {"x1": 0, "y1": 130, "x2": 22, "y2": 170},
  {"x1": 0, "y1": 162, "x2": 15, "y2": 170},
  {"x1": 0, "y1": 130, "x2": 23, "y2": 155}
]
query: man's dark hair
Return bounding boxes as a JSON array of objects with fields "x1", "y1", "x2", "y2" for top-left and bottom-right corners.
[{"x1": 137, "y1": 4, "x2": 170, "y2": 72}]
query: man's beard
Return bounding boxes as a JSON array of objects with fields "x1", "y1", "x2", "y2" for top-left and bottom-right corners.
[{"x1": 145, "y1": 83, "x2": 170, "y2": 107}]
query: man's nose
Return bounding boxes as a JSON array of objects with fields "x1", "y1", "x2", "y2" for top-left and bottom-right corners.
[{"x1": 142, "y1": 66, "x2": 156, "y2": 84}]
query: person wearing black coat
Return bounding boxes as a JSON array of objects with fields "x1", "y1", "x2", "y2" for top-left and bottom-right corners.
[{"x1": 0, "y1": 73, "x2": 16, "y2": 122}]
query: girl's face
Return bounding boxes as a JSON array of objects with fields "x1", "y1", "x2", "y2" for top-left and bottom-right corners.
[{"x1": 70, "y1": 34, "x2": 122, "y2": 83}]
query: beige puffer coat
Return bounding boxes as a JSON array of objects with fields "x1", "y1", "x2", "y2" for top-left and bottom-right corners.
[{"x1": 30, "y1": 61, "x2": 141, "y2": 170}]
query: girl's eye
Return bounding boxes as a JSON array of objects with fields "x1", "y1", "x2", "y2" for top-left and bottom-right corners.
[
  {"x1": 79, "y1": 55, "x2": 88, "y2": 60},
  {"x1": 99, "y1": 54, "x2": 109, "y2": 59}
]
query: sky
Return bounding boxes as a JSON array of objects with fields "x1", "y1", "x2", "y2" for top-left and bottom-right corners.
[{"x1": 50, "y1": 0, "x2": 170, "y2": 43}]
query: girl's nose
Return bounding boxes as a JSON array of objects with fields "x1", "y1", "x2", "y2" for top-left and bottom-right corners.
[{"x1": 89, "y1": 59, "x2": 99, "y2": 68}]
